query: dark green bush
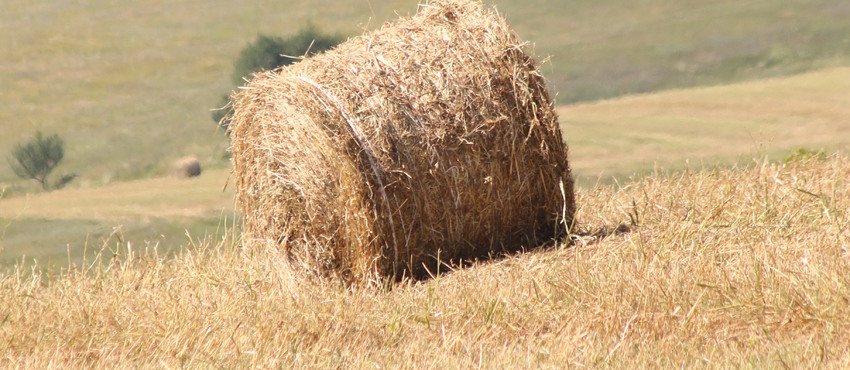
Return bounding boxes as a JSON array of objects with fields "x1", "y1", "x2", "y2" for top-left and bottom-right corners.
[
  {"x1": 214, "y1": 25, "x2": 346, "y2": 131},
  {"x1": 8, "y1": 131, "x2": 66, "y2": 190}
]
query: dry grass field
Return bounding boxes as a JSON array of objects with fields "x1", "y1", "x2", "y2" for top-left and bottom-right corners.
[
  {"x1": 561, "y1": 66, "x2": 850, "y2": 185},
  {"x1": 1, "y1": 152, "x2": 847, "y2": 367},
  {"x1": 0, "y1": 169, "x2": 233, "y2": 221}
]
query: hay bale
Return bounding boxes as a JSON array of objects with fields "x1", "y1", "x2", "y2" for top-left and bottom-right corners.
[
  {"x1": 228, "y1": 0, "x2": 575, "y2": 284},
  {"x1": 172, "y1": 156, "x2": 201, "y2": 178}
]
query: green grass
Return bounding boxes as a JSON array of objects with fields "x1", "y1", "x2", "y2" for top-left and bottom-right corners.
[
  {"x1": 0, "y1": 0, "x2": 415, "y2": 192},
  {"x1": 3, "y1": 0, "x2": 850, "y2": 191},
  {"x1": 541, "y1": 0, "x2": 850, "y2": 103},
  {"x1": 0, "y1": 216, "x2": 229, "y2": 268},
  {"x1": 0, "y1": 169, "x2": 235, "y2": 267}
]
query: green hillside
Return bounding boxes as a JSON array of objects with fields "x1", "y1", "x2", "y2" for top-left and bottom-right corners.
[{"x1": 3, "y1": 0, "x2": 850, "y2": 192}]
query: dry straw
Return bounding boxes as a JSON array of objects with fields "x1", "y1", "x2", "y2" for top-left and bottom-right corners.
[{"x1": 228, "y1": 0, "x2": 575, "y2": 284}]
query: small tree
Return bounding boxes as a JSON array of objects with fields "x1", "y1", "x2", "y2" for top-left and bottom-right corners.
[
  {"x1": 214, "y1": 25, "x2": 346, "y2": 132},
  {"x1": 8, "y1": 131, "x2": 65, "y2": 190}
]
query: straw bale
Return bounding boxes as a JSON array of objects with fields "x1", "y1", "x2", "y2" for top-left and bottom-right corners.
[
  {"x1": 172, "y1": 156, "x2": 201, "y2": 178},
  {"x1": 228, "y1": 0, "x2": 575, "y2": 284}
]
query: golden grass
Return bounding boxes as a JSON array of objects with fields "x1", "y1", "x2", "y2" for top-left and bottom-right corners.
[{"x1": 1, "y1": 152, "x2": 847, "y2": 367}]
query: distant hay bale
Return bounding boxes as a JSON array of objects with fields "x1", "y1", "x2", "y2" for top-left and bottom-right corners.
[
  {"x1": 172, "y1": 156, "x2": 201, "y2": 178},
  {"x1": 228, "y1": 0, "x2": 575, "y2": 284}
]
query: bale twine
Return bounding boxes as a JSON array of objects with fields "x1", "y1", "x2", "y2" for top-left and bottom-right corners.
[
  {"x1": 172, "y1": 156, "x2": 201, "y2": 178},
  {"x1": 228, "y1": 0, "x2": 575, "y2": 284}
]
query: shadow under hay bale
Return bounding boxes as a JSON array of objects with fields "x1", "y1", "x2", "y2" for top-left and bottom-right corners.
[
  {"x1": 172, "y1": 156, "x2": 201, "y2": 179},
  {"x1": 228, "y1": 0, "x2": 575, "y2": 285}
]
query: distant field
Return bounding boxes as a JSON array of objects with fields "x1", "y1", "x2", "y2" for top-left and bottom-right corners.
[
  {"x1": 2, "y1": 67, "x2": 848, "y2": 266},
  {"x1": 561, "y1": 66, "x2": 850, "y2": 185},
  {"x1": 0, "y1": 169, "x2": 235, "y2": 266},
  {"x1": 3, "y1": 0, "x2": 850, "y2": 191},
  {"x1": 1, "y1": 169, "x2": 233, "y2": 221}
]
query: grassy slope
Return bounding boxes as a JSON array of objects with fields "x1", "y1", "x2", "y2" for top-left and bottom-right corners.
[
  {"x1": 3, "y1": 0, "x2": 850, "y2": 190},
  {"x1": 0, "y1": 169, "x2": 234, "y2": 266},
  {"x1": 1, "y1": 152, "x2": 847, "y2": 367},
  {"x1": 542, "y1": 0, "x2": 850, "y2": 103},
  {"x1": 561, "y1": 66, "x2": 850, "y2": 185}
]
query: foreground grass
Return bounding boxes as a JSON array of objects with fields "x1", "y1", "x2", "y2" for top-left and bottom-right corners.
[{"x1": 1, "y1": 153, "x2": 847, "y2": 367}]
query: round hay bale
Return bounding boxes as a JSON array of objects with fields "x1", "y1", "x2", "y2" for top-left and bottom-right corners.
[
  {"x1": 172, "y1": 156, "x2": 201, "y2": 178},
  {"x1": 228, "y1": 0, "x2": 575, "y2": 284}
]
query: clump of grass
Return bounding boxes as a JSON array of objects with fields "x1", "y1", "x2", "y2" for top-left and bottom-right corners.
[
  {"x1": 783, "y1": 147, "x2": 827, "y2": 163},
  {"x1": 1, "y1": 152, "x2": 848, "y2": 367}
]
